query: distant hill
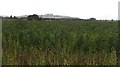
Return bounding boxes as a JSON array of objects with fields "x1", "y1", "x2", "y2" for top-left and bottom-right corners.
[{"x1": 17, "y1": 14, "x2": 80, "y2": 20}]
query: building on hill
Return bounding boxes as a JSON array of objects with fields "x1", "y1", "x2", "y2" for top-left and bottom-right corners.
[{"x1": 39, "y1": 14, "x2": 80, "y2": 20}]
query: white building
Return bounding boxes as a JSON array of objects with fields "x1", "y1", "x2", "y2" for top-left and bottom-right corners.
[{"x1": 39, "y1": 14, "x2": 79, "y2": 19}]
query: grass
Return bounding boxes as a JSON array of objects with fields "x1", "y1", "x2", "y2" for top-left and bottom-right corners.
[{"x1": 2, "y1": 19, "x2": 118, "y2": 65}]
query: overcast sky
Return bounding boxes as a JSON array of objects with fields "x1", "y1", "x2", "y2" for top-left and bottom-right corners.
[{"x1": 0, "y1": 0, "x2": 119, "y2": 20}]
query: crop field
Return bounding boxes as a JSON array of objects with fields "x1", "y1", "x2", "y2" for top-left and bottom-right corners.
[{"x1": 2, "y1": 19, "x2": 119, "y2": 65}]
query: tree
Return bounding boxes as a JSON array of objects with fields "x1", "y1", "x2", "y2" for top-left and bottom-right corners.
[
  {"x1": 10, "y1": 15, "x2": 13, "y2": 19},
  {"x1": 111, "y1": 19, "x2": 113, "y2": 21},
  {"x1": 89, "y1": 18, "x2": 96, "y2": 21},
  {"x1": 27, "y1": 14, "x2": 39, "y2": 20},
  {"x1": 13, "y1": 16, "x2": 18, "y2": 19}
]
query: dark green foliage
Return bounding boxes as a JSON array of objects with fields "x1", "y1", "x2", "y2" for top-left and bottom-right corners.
[
  {"x1": 89, "y1": 18, "x2": 96, "y2": 21},
  {"x1": 27, "y1": 14, "x2": 39, "y2": 20}
]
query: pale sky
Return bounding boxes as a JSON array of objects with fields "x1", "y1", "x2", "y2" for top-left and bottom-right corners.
[{"x1": 0, "y1": 0, "x2": 119, "y2": 20}]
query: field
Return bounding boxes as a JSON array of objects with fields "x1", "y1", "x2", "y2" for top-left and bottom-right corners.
[{"x1": 2, "y1": 19, "x2": 119, "y2": 65}]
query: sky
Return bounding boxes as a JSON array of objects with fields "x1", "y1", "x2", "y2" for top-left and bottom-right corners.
[{"x1": 0, "y1": 0, "x2": 119, "y2": 20}]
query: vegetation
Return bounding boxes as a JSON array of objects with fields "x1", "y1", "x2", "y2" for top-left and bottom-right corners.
[
  {"x1": 2, "y1": 19, "x2": 118, "y2": 65},
  {"x1": 27, "y1": 14, "x2": 39, "y2": 20}
]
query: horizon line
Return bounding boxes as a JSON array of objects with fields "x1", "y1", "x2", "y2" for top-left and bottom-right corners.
[{"x1": 0, "y1": 14, "x2": 118, "y2": 20}]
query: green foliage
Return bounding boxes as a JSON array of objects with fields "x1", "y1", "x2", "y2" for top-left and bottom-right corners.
[{"x1": 2, "y1": 19, "x2": 118, "y2": 65}]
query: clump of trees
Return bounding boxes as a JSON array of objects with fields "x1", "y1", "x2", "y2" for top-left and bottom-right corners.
[
  {"x1": 9, "y1": 15, "x2": 18, "y2": 19},
  {"x1": 89, "y1": 18, "x2": 96, "y2": 20},
  {"x1": 27, "y1": 14, "x2": 39, "y2": 20}
]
